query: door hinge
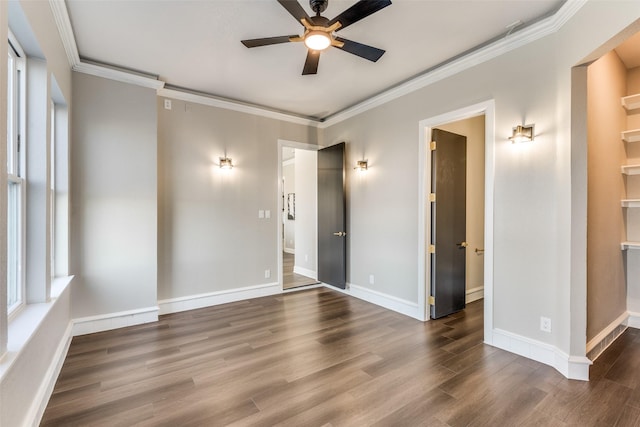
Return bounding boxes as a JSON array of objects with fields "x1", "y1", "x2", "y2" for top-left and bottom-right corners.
[
  {"x1": 428, "y1": 244, "x2": 435, "y2": 253},
  {"x1": 429, "y1": 193, "x2": 436, "y2": 202},
  {"x1": 430, "y1": 141, "x2": 436, "y2": 150},
  {"x1": 428, "y1": 296, "x2": 435, "y2": 305}
]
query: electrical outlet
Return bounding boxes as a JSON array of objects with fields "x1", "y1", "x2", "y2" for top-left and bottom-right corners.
[
  {"x1": 540, "y1": 316, "x2": 551, "y2": 333},
  {"x1": 265, "y1": 269, "x2": 271, "y2": 279},
  {"x1": 258, "y1": 210, "x2": 265, "y2": 219},
  {"x1": 265, "y1": 210, "x2": 271, "y2": 219},
  {"x1": 369, "y1": 274, "x2": 375, "y2": 285},
  {"x1": 164, "y1": 99, "x2": 172, "y2": 110}
]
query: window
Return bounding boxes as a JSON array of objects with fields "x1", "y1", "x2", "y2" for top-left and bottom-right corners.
[
  {"x1": 50, "y1": 100, "x2": 55, "y2": 279},
  {"x1": 7, "y1": 37, "x2": 25, "y2": 315}
]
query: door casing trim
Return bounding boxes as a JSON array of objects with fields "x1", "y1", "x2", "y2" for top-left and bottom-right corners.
[{"x1": 417, "y1": 100, "x2": 495, "y2": 346}]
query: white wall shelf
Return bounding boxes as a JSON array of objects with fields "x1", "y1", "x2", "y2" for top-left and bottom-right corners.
[
  {"x1": 622, "y1": 241, "x2": 640, "y2": 250},
  {"x1": 621, "y1": 199, "x2": 640, "y2": 208},
  {"x1": 622, "y1": 129, "x2": 640, "y2": 143},
  {"x1": 622, "y1": 165, "x2": 640, "y2": 175},
  {"x1": 622, "y1": 94, "x2": 640, "y2": 111}
]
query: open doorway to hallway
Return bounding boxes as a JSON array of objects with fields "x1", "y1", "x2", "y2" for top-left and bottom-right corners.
[
  {"x1": 279, "y1": 143, "x2": 320, "y2": 290},
  {"x1": 418, "y1": 100, "x2": 495, "y2": 343}
]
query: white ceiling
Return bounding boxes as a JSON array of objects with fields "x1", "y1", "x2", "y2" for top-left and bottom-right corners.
[{"x1": 65, "y1": 0, "x2": 565, "y2": 120}]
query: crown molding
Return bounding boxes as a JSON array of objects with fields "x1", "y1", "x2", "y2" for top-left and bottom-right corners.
[
  {"x1": 50, "y1": 0, "x2": 586, "y2": 127},
  {"x1": 157, "y1": 87, "x2": 321, "y2": 127},
  {"x1": 318, "y1": 0, "x2": 587, "y2": 128},
  {"x1": 49, "y1": 0, "x2": 80, "y2": 67},
  {"x1": 75, "y1": 62, "x2": 165, "y2": 90}
]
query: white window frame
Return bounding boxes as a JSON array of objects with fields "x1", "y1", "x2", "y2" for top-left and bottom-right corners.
[{"x1": 7, "y1": 32, "x2": 27, "y2": 318}]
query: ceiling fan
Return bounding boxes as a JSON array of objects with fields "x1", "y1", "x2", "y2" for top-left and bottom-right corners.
[{"x1": 241, "y1": 0, "x2": 392, "y2": 75}]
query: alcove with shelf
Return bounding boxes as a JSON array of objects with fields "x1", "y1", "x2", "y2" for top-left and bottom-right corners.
[{"x1": 621, "y1": 91, "x2": 640, "y2": 251}]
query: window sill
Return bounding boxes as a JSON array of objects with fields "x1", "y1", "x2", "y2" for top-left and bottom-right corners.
[{"x1": 0, "y1": 275, "x2": 74, "y2": 381}]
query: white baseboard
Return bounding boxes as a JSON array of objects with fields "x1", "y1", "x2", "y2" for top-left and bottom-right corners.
[
  {"x1": 28, "y1": 322, "x2": 73, "y2": 427},
  {"x1": 586, "y1": 311, "x2": 628, "y2": 361},
  {"x1": 627, "y1": 311, "x2": 640, "y2": 329},
  {"x1": 284, "y1": 248, "x2": 295, "y2": 255},
  {"x1": 332, "y1": 283, "x2": 421, "y2": 320},
  {"x1": 158, "y1": 283, "x2": 281, "y2": 315},
  {"x1": 72, "y1": 307, "x2": 159, "y2": 336},
  {"x1": 491, "y1": 328, "x2": 591, "y2": 381},
  {"x1": 466, "y1": 286, "x2": 484, "y2": 303},
  {"x1": 293, "y1": 266, "x2": 317, "y2": 280}
]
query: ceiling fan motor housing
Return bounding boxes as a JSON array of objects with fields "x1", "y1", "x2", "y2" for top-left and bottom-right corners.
[{"x1": 309, "y1": 0, "x2": 328, "y2": 14}]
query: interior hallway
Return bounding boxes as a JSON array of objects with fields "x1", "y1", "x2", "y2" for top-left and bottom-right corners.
[
  {"x1": 41, "y1": 288, "x2": 640, "y2": 426},
  {"x1": 282, "y1": 252, "x2": 318, "y2": 290}
]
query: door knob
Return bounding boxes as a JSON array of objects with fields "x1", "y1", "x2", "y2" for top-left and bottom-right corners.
[
  {"x1": 457, "y1": 241, "x2": 468, "y2": 248},
  {"x1": 333, "y1": 232, "x2": 346, "y2": 237}
]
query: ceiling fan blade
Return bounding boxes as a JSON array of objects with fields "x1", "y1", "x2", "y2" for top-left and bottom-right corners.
[
  {"x1": 302, "y1": 50, "x2": 320, "y2": 75},
  {"x1": 277, "y1": 0, "x2": 310, "y2": 24},
  {"x1": 241, "y1": 35, "x2": 296, "y2": 48},
  {"x1": 328, "y1": 0, "x2": 392, "y2": 31},
  {"x1": 334, "y1": 37, "x2": 385, "y2": 62}
]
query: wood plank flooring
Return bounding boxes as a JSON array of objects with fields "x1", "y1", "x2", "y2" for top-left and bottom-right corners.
[
  {"x1": 282, "y1": 252, "x2": 318, "y2": 290},
  {"x1": 41, "y1": 288, "x2": 640, "y2": 426}
]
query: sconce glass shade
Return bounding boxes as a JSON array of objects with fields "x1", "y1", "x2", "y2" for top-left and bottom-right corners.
[
  {"x1": 304, "y1": 31, "x2": 331, "y2": 51},
  {"x1": 509, "y1": 124, "x2": 534, "y2": 143},
  {"x1": 219, "y1": 157, "x2": 233, "y2": 169},
  {"x1": 355, "y1": 160, "x2": 368, "y2": 171}
]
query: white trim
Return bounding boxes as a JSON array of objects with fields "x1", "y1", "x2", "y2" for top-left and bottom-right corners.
[
  {"x1": 293, "y1": 266, "x2": 317, "y2": 280},
  {"x1": 72, "y1": 307, "x2": 159, "y2": 336},
  {"x1": 74, "y1": 62, "x2": 164, "y2": 90},
  {"x1": 319, "y1": 0, "x2": 586, "y2": 127},
  {"x1": 491, "y1": 328, "x2": 591, "y2": 381},
  {"x1": 28, "y1": 322, "x2": 73, "y2": 427},
  {"x1": 627, "y1": 311, "x2": 640, "y2": 329},
  {"x1": 417, "y1": 100, "x2": 495, "y2": 340},
  {"x1": 586, "y1": 311, "x2": 629, "y2": 354},
  {"x1": 48, "y1": 0, "x2": 80, "y2": 67},
  {"x1": 466, "y1": 286, "x2": 484, "y2": 304},
  {"x1": 157, "y1": 283, "x2": 280, "y2": 315},
  {"x1": 283, "y1": 158, "x2": 296, "y2": 167},
  {"x1": 332, "y1": 283, "x2": 421, "y2": 320},
  {"x1": 49, "y1": 0, "x2": 584, "y2": 126},
  {"x1": 158, "y1": 88, "x2": 319, "y2": 127},
  {"x1": 284, "y1": 247, "x2": 295, "y2": 255}
]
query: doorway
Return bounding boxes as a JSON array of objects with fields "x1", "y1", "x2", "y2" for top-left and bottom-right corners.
[
  {"x1": 418, "y1": 100, "x2": 495, "y2": 342},
  {"x1": 278, "y1": 140, "x2": 320, "y2": 290}
]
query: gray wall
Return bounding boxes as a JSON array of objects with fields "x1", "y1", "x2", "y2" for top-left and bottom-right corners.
[
  {"x1": 294, "y1": 149, "x2": 317, "y2": 276},
  {"x1": 157, "y1": 99, "x2": 317, "y2": 300},
  {"x1": 321, "y1": 2, "x2": 640, "y2": 354},
  {"x1": 72, "y1": 73, "x2": 158, "y2": 318},
  {"x1": 283, "y1": 160, "x2": 295, "y2": 252}
]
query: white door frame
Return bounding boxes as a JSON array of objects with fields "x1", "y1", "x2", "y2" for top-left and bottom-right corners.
[
  {"x1": 277, "y1": 139, "x2": 320, "y2": 291},
  {"x1": 417, "y1": 100, "x2": 495, "y2": 344}
]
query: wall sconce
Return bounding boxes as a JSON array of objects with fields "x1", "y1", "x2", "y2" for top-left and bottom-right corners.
[
  {"x1": 509, "y1": 124, "x2": 534, "y2": 143},
  {"x1": 354, "y1": 160, "x2": 368, "y2": 171},
  {"x1": 219, "y1": 157, "x2": 233, "y2": 169}
]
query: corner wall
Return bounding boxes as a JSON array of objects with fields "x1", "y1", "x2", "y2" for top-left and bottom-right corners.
[
  {"x1": 586, "y1": 51, "x2": 628, "y2": 343},
  {"x1": 71, "y1": 73, "x2": 158, "y2": 323}
]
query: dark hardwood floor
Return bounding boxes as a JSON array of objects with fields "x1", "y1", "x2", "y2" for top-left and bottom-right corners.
[
  {"x1": 41, "y1": 288, "x2": 640, "y2": 426},
  {"x1": 282, "y1": 252, "x2": 318, "y2": 290}
]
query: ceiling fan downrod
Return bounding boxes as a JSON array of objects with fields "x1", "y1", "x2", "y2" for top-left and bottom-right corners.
[{"x1": 309, "y1": 0, "x2": 328, "y2": 15}]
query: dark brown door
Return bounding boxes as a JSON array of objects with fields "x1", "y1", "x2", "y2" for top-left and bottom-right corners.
[
  {"x1": 430, "y1": 129, "x2": 467, "y2": 319},
  {"x1": 317, "y1": 142, "x2": 346, "y2": 289}
]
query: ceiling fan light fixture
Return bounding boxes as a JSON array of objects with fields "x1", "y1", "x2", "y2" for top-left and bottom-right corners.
[{"x1": 304, "y1": 30, "x2": 331, "y2": 51}]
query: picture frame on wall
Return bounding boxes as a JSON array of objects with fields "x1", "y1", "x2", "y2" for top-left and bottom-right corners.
[{"x1": 287, "y1": 193, "x2": 295, "y2": 220}]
